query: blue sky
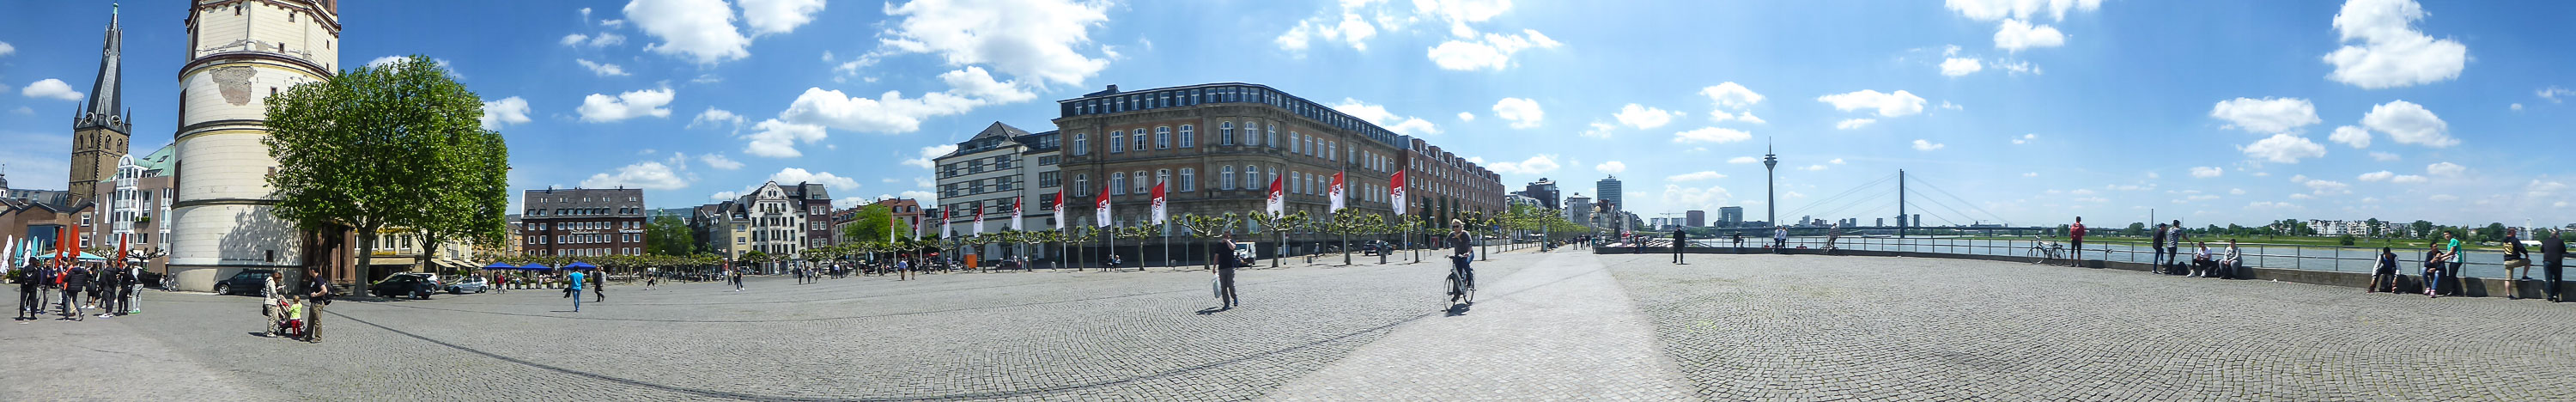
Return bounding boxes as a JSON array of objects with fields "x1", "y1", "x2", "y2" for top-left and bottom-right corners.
[{"x1": 3, "y1": 0, "x2": 2570, "y2": 228}]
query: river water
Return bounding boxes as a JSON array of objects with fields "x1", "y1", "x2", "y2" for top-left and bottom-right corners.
[{"x1": 1674, "y1": 235, "x2": 2532, "y2": 278}]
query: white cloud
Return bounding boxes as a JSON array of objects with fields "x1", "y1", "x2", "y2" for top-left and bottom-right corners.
[
  {"x1": 1816, "y1": 89, "x2": 1927, "y2": 118},
  {"x1": 2230, "y1": 188, "x2": 2247, "y2": 195},
  {"x1": 1492, "y1": 97, "x2": 1544, "y2": 128},
  {"x1": 1659, "y1": 184, "x2": 1735, "y2": 211},
  {"x1": 1673, "y1": 127, "x2": 1753, "y2": 144},
  {"x1": 1613, "y1": 104, "x2": 1679, "y2": 129},
  {"x1": 833, "y1": 197, "x2": 872, "y2": 210},
  {"x1": 1801, "y1": 164, "x2": 1828, "y2": 171},
  {"x1": 2191, "y1": 167, "x2": 2223, "y2": 178},
  {"x1": 1426, "y1": 28, "x2": 1562, "y2": 71},
  {"x1": 580, "y1": 161, "x2": 690, "y2": 190},
  {"x1": 769, "y1": 168, "x2": 862, "y2": 190},
  {"x1": 1456, "y1": 112, "x2": 1475, "y2": 121},
  {"x1": 1487, "y1": 155, "x2": 1561, "y2": 174},
  {"x1": 625, "y1": 0, "x2": 752, "y2": 64},
  {"x1": 2324, "y1": 0, "x2": 2468, "y2": 89},
  {"x1": 738, "y1": 0, "x2": 827, "y2": 35},
  {"x1": 2327, "y1": 125, "x2": 2372, "y2": 149},
  {"x1": 2425, "y1": 161, "x2": 2464, "y2": 176},
  {"x1": 2022, "y1": 172, "x2": 2039, "y2": 178},
  {"x1": 1668, "y1": 171, "x2": 1726, "y2": 182},
  {"x1": 1579, "y1": 122, "x2": 1616, "y2": 139},
  {"x1": 1831, "y1": 158, "x2": 1846, "y2": 164},
  {"x1": 1992, "y1": 19, "x2": 2066, "y2": 52},
  {"x1": 1330, "y1": 98, "x2": 1443, "y2": 135},
  {"x1": 901, "y1": 190, "x2": 938, "y2": 203},
  {"x1": 479, "y1": 97, "x2": 532, "y2": 131},
  {"x1": 19, "y1": 78, "x2": 81, "y2": 100},
  {"x1": 2360, "y1": 100, "x2": 2456, "y2": 148},
  {"x1": 709, "y1": 191, "x2": 742, "y2": 201},
  {"x1": 2358, "y1": 171, "x2": 2396, "y2": 181},
  {"x1": 1595, "y1": 161, "x2": 1626, "y2": 174},
  {"x1": 1940, "y1": 58, "x2": 1984, "y2": 76},
  {"x1": 690, "y1": 107, "x2": 748, "y2": 129},
  {"x1": 2541, "y1": 86, "x2": 2575, "y2": 103},
  {"x1": 880, "y1": 0, "x2": 1114, "y2": 87},
  {"x1": 562, "y1": 32, "x2": 625, "y2": 48},
  {"x1": 2509, "y1": 103, "x2": 2523, "y2": 111},
  {"x1": 1701, "y1": 82, "x2": 1765, "y2": 108},
  {"x1": 1994, "y1": 60, "x2": 2040, "y2": 75},
  {"x1": 2247, "y1": 201, "x2": 2300, "y2": 210},
  {"x1": 2290, "y1": 193, "x2": 2315, "y2": 200},
  {"x1": 2370, "y1": 151, "x2": 2402, "y2": 161},
  {"x1": 2208, "y1": 97, "x2": 2320, "y2": 134},
  {"x1": 2427, "y1": 194, "x2": 2458, "y2": 202},
  {"x1": 774, "y1": 67, "x2": 1030, "y2": 137},
  {"x1": 2304, "y1": 179, "x2": 2351, "y2": 195},
  {"x1": 560, "y1": 34, "x2": 589, "y2": 46},
  {"x1": 1834, "y1": 119, "x2": 1877, "y2": 130},
  {"x1": 1946, "y1": 0, "x2": 2102, "y2": 22},
  {"x1": 1277, "y1": 12, "x2": 1380, "y2": 52},
  {"x1": 1911, "y1": 139, "x2": 1946, "y2": 151},
  {"x1": 574, "y1": 59, "x2": 632, "y2": 76},
  {"x1": 2239, "y1": 134, "x2": 2325, "y2": 163},
  {"x1": 743, "y1": 119, "x2": 829, "y2": 158},
  {"x1": 902, "y1": 144, "x2": 959, "y2": 169},
  {"x1": 0, "y1": 40, "x2": 14, "y2": 57},
  {"x1": 1727, "y1": 156, "x2": 1759, "y2": 164},
  {"x1": 698, "y1": 154, "x2": 744, "y2": 170},
  {"x1": 578, "y1": 87, "x2": 677, "y2": 122}
]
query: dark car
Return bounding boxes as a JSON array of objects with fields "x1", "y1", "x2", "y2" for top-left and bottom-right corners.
[
  {"x1": 212, "y1": 269, "x2": 278, "y2": 295},
  {"x1": 370, "y1": 273, "x2": 437, "y2": 300}
]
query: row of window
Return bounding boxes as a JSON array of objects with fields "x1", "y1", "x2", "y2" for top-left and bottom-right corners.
[
  {"x1": 1064, "y1": 166, "x2": 1394, "y2": 204},
  {"x1": 532, "y1": 195, "x2": 641, "y2": 204},
  {"x1": 527, "y1": 247, "x2": 636, "y2": 257},
  {"x1": 524, "y1": 221, "x2": 640, "y2": 231},
  {"x1": 1066, "y1": 121, "x2": 1395, "y2": 175},
  {"x1": 1058, "y1": 85, "x2": 1405, "y2": 149},
  {"x1": 525, "y1": 233, "x2": 641, "y2": 245},
  {"x1": 526, "y1": 207, "x2": 642, "y2": 217}
]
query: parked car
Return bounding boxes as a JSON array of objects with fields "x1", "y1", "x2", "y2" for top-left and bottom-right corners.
[
  {"x1": 212, "y1": 269, "x2": 278, "y2": 295},
  {"x1": 1231, "y1": 241, "x2": 1259, "y2": 264},
  {"x1": 370, "y1": 273, "x2": 437, "y2": 300},
  {"x1": 445, "y1": 277, "x2": 489, "y2": 294}
]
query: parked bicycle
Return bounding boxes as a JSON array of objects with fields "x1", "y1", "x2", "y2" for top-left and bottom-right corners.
[{"x1": 2026, "y1": 237, "x2": 2066, "y2": 266}]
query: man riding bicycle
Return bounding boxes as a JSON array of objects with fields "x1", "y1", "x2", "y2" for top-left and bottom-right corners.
[{"x1": 1449, "y1": 220, "x2": 1475, "y2": 301}]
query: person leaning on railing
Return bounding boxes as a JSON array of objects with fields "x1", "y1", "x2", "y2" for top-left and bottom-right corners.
[{"x1": 2501, "y1": 228, "x2": 2533, "y2": 300}]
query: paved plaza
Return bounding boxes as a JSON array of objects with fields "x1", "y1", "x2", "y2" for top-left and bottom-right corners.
[{"x1": 8, "y1": 250, "x2": 2576, "y2": 401}]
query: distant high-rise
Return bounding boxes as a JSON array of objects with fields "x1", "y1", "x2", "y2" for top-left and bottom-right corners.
[
  {"x1": 1686, "y1": 210, "x2": 1705, "y2": 228},
  {"x1": 1718, "y1": 206, "x2": 1742, "y2": 227},
  {"x1": 1595, "y1": 175, "x2": 1622, "y2": 212},
  {"x1": 1522, "y1": 178, "x2": 1559, "y2": 210}
]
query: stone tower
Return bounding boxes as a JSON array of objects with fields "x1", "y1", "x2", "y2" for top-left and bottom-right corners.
[
  {"x1": 70, "y1": 4, "x2": 133, "y2": 202},
  {"x1": 167, "y1": 0, "x2": 340, "y2": 292}
]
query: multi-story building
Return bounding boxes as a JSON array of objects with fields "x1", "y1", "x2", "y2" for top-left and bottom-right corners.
[
  {"x1": 829, "y1": 198, "x2": 924, "y2": 245},
  {"x1": 1596, "y1": 176, "x2": 1625, "y2": 212},
  {"x1": 738, "y1": 182, "x2": 807, "y2": 271},
  {"x1": 68, "y1": 5, "x2": 131, "y2": 203},
  {"x1": 518, "y1": 188, "x2": 647, "y2": 258},
  {"x1": 1686, "y1": 210, "x2": 1706, "y2": 228},
  {"x1": 691, "y1": 202, "x2": 752, "y2": 259},
  {"x1": 169, "y1": 0, "x2": 349, "y2": 292},
  {"x1": 88, "y1": 145, "x2": 177, "y2": 272},
  {"x1": 1051, "y1": 83, "x2": 1501, "y2": 254},
  {"x1": 931, "y1": 122, "x2": 1061, "y2": 259},
  {"x1": 777, "y1": 182, "x2": 834, "y2": 250},
  {"x1": 1565, "y1": 194, "x2": 1594, "y2": 229},
  {"x1": 1719, "y1": 206, "x2": 1744, "y2": 227},
  {"x1": 1522, "y1": 178, "x2": 1559, "y2": 210}
]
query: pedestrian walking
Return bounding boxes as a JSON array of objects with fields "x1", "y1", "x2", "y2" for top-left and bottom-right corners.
[
  {"x1": 1213, "y1": 234, "x2": 1242, "y2": 308},
  {"x1": 59, "y1": 265, "x2": 88, "y2": 320},
  {"x1": 303, "y1": 270, "x2": 331, "y2": 343},
  {"x1": 1771, "y1": 226, "x2": 1788, "y2": 253},
  {"x1": 1672, "y1": 228, "x2": 1688, "y2": 265},
  {"x1": 15, "y1": 266, "x2": 38, "y2": 321},
  {"x1": 590, "y1": 269, "x2": 605, "y2": 302},
  {"x1": 568, "y1": 270, "x2": 586, "y2": 313}
]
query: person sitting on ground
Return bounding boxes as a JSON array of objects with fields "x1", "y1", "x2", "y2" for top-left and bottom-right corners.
[
  {"x1": 2503, "y1": 228, "x2": 2532, "y2": 299},
  {"x1": 2191, "y1": 241, "x2": 2215, "y2": 277},
  {"x1": 2215, "y1": 240, "x2": 2242, "y2": 279},
  {"x1": 2367, "y1": 247, "x2": 2399, "y2": 293}
]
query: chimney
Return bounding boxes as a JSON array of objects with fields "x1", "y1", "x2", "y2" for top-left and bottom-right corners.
[{"x1": 1105, "y1": 84, "x2": 1118, "y2": 92}]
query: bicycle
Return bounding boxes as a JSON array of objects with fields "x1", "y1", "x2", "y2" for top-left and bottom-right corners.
[
  {"x1": 2026, "y1": 237, "x2": 2065, "y2": 265},
  {"x1": 1446, "y1": 254, "x2": 1476, "y2": 303}
]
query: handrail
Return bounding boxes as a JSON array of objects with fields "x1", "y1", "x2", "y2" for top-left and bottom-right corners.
[{"x1": 1662, "y1": 234, "x2": 2515, "y2": 277}]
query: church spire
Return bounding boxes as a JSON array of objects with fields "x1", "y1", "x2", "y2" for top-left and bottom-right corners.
[{"x1": 80, "y1": 3, "x2": 125, "y2": 126}]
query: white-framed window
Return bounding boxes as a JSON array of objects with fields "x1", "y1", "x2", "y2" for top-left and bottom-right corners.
[
  {"x1": 1290, "y1": 132, "x2": 1301, "y2": 154},
  {"x1": 1328, "y1": 141, "x2": 1337, "y2": 161},
  {"x1": 1111, "y1": 173, "x2": 1126, "y2": 195},
  {"x1": 1110, "y1": 132, "x2": 1126, "y2": 154},
  {"x1": 1072, "y1": 133, "x2": 1089, "y2": 155},
  {"x1": 1133, "y1": 129, "x2": 1148, "y2": 151},
  {"x1": 1219, "y1": 122, "x2": 1236, "y2": 145},
  {"x1": 1075, "y1": 174, "x2": 1089, "y2": 196},
  {"x1": 1244, "y1": 166, "x2": 1260, "y2": 189},
  {"x1": 1155, "y1": 126, "x2": 1171, "y2": 149},
  {"x1": 1156, "y1": 169, "x2": 1171, "y2": 192},
  {"x1": 1133, "y1": 170, "x2": 1149, "y2": 193},
  {"x1": 1178, "y1": 125, "x2": 1194, "y2": 148},
  {"x1": 1219, "y1": 166, "x2": 1236, "y2": 190},
  {"x1": 1267, "y1": 125, "x2": 1279, "y2": 149}
]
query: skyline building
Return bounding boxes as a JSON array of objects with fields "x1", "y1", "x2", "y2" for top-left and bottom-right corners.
[{"x1": 1595, "y1": 175, "x2": 1623, "y2": 213}]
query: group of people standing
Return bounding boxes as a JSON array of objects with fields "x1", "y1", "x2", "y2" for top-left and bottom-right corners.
[
  {"x1": 259, "y1": 270, "x2": 332, "y2": 343},
  {"x1": 2146, "y1": 220, "x2": 2245, "y2": 278},
  {"x1": 13, "y1": 263, "x2": 142, "y2": 321},
  {"x1": 2368, "y1": 228, "x2": 2567, "y2": 302}
]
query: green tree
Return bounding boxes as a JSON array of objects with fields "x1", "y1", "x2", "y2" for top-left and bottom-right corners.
[
  {"x1": 2410, "y1": 220, "x2": 2436, "y2": 239},
  {"x1": 647, "y1": 215, "x2": 696, "y2": 256},
  {"x1": 266, "y1": 55, "x2": 504, "y2": 283},
  {"x1": 2124, "y1": 222, "x2": 2147, "y2": 236},
  {"x1": 835, "y1": 204, "x2": 910, "y2": 245}
]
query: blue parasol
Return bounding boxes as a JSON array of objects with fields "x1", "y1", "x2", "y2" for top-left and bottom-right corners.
[
  {"x1": 563, "y1": 262, "x2": 599, "y2": 271},
  {"x1": 482, "y1": 262, "x2": 519, "y2": 271},
  {"x1": 519, "y1": 263, "x2": 553, "y2": 271}
]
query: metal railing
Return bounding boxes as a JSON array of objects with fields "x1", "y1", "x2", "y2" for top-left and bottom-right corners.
[{"x1": 1659, "y1": 236, "x2": 2523, "y2": 278}]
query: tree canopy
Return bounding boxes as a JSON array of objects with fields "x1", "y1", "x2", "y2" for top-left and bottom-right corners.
[{"x1": 265, "y1": 55, "x2": 509, "y2": 277}]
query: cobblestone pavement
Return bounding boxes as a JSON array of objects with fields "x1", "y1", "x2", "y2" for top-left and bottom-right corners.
[
  {"x1": 1601, "y1": 253, "x2": 2576, "y2": 401},
  {"x1": 11, "y1": 249, "x2": 2573, "y2": 401}
]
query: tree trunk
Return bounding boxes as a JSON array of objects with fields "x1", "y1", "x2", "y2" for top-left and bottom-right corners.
[{"x1": 354, "y1": 226, "x2": 380, "y2": 296}]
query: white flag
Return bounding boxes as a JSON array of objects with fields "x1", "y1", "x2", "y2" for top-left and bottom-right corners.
[
  {"x1": 1012, "y1": 197, "x2": 1025, "y2": 231},
  {"x1": 1388, "y1": 170, "x2": 1408, "y2": 215},
  {"x1": 1151, "y1": 182, "x2": 1169, "y2": 224},
  {"x1": 1094, "y1": 185, "x2": 1113, "y2": 228},
  {"x1": 1265, "y1": 172, "x2": 1285, "y2": 215},
  {"x1": 1327, "y1": 172, "x2": 1346, "y2": 211},
  {"x1": 1053, "y1": 192, "x2": 1067, "y2": 230}
]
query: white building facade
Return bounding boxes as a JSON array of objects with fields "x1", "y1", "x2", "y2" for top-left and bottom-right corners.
[
  {"x1": 167, "y1": 0, "x2": 342, "y2": 291},
  {"x1": 932, "y1": 123, "x2": 1062, "y2": 260}
]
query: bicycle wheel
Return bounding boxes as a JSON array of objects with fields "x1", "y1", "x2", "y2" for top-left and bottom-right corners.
[
  {"x1": 2026, "y1": 247, "x2": 2044, "y2": 265},
  {"x1": 1444, "y1": 272, "x2": 1461, "y2": 302}
]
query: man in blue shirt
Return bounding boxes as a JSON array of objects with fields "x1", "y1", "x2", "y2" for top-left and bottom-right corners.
[{"x1": 567, "y1": 271, "x2": 586, "y2": 313}]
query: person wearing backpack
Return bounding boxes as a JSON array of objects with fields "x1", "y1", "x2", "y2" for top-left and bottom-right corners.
[{"x1": 304, "y1": 270, "x2": 332, "y2": 343}]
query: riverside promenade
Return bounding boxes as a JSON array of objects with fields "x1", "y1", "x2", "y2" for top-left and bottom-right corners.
[{"x1": 8, "y1": 250, "x2": 2573, "y2": 401}]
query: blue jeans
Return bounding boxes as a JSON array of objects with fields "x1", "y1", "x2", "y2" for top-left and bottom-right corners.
[
  {"x1": 2421, "y1": 269, "x2": 2441, "y2": 294},
  {"x1": 571, "y1": 289, "x2": 583, "y2": 311}
]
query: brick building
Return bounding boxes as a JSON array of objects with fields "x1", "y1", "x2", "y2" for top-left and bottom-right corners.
[{"x1": 518, "y1": 187, "x2": 647, "y2": 258}]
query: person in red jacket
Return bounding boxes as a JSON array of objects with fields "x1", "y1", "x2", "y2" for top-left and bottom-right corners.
[{"x1": 2069, "y1": 216, "x2": 2087, "y2": 263}]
